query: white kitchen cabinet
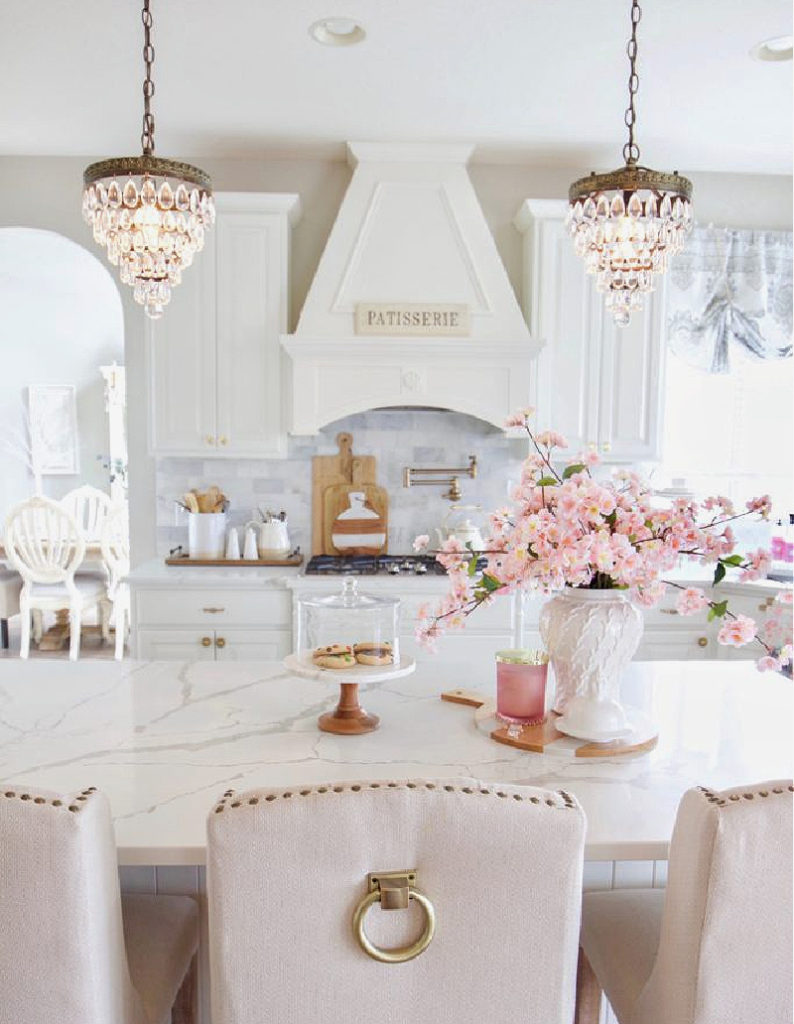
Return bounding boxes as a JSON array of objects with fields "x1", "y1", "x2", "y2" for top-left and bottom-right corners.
[
  {"x1": 136, "y1": 627, "x2": 290, "y2": 661},
  {"x1": 514, "y1": 199, "x2": 666, "y2": 462},
  {"x1": 147, "y1": 192, "x2": 301, "y2": 457},
  {"x1": 132, "y1": 578, "x2": 293, "y2": 660}
]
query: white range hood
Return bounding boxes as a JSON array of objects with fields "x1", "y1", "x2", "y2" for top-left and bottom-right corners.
[{"x1": 281, "y1": 142, "x2": 538, "y2": 434}]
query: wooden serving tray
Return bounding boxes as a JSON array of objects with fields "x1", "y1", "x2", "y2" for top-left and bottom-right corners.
[
  {"x1": 165, "y1": 554, "x2": 303, "y2": 568},
  {"x1": 441, "y1": 689, "x2": 658, "y2": 759}
]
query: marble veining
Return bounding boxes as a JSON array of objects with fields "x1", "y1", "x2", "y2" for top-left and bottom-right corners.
[{"x1": 0, "y1": 659, "x2": 790, "y2": 864}]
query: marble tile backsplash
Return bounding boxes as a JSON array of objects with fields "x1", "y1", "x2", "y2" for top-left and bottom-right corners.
[{"x1": 155, "y1": 410, "x2": 528, "y2": 556}]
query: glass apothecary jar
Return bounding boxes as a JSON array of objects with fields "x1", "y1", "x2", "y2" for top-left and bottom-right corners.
[{"x1": 295, "y1": 577, "x2": 400, "y2": 666}]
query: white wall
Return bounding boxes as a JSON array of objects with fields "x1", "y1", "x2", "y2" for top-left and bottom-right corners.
[
  {"x1": 1, "y1": 154, "x2": 790, "y2": 563},
  {"x1": 0, "y1": 227, "x2": 124, "y2": 514}
]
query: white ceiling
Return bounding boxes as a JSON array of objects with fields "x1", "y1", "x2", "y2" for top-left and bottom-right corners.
[{"x1": 1, "y1": 0, "x2": 791, "y2": 173}]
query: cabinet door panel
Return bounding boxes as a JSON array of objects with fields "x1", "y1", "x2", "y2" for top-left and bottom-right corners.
[
  {"x1": 598, "y1": 281, "x2": 666, "y2": 462},
  {"x1": 213, "y1": 629, "x2": 292, "y2": 661},
  {"x1": 147, "y1": 234, "x2": 217, "y2": 454},
  {"x1": 215, "y1": 212, "x2": 287, "y2": 457},
  {"x1": 526, "y1": 211, "x2": 599, "y2": 451},
  {"x1": 136, "y1": 628, "x2": 216, "y2": 660}
]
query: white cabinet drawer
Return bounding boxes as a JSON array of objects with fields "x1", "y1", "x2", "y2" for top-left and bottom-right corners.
[
  {"x1": 135, "y1": 588, "x2": 291, "y2": 628},
  {"x1": 636, "y1": 628, "x2": 714, "y2": 661},
  {"x1": 214, "y1": 629, "x2": 292, "y2": 661}
]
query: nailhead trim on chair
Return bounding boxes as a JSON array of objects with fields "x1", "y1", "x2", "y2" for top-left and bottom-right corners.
[
  {"x1": 2, "y1": 786, "x2": 97, "y2": 812},
  {"x1": 211, "y1": 782, "x2": 580, "y2": 814},
  {"x1": 697, "y1": 783, "x2": 794, "y2": 809}
]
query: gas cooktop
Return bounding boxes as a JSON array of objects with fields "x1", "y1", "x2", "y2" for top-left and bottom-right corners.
[{"x1": 305, "y1": 554, "x2": 447, "y2": 576}]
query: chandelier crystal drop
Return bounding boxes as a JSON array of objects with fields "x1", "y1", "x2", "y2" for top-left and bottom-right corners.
[
  {"x1": 566, "y1": 0, "x2": 692, "y2": 325},
  {"x1": 82, "y1": 0, "x2": 214, "y2": 319}
]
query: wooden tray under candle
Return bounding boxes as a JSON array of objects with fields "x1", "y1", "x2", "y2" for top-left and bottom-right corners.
[{"x1": 441, "y1": 689, "x2": 658, "y2": 758}]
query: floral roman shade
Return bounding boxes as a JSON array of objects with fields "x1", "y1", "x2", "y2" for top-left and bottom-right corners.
[{"x1": 666, "y1": 227, "x2": 793, "y2": 373}]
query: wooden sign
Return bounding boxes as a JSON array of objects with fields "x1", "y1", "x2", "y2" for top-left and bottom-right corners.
[{"x1": 354, "y1": 302, "x2": 470, "y2": 337}]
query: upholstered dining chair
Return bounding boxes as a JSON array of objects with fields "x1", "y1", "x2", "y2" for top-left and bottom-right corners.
[
  {"x1": 100, "y1": 502, "x2": 130, "y2": 659},
  {"x1": 208, "y1": 777, "x2": 586, "y2": 1024},
  {"x1": 0, "y1": 784, "x2": 199, "y2": 1024},
  {"x1": 577, "y1": 779, "x2": 793, "y2": 1024},
  {"x1": 4, "y1": 495, "x2": 107, "y2": 660}
]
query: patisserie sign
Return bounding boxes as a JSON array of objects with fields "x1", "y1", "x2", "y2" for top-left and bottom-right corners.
[{"x1": 354, "y1": 302, "x2": 470, "y2": 337}]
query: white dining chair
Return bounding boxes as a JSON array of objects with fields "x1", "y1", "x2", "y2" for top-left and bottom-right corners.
[
  {"x1": 0, "y1": 568, "x2": 22, "y2": 649},
  {"x1": 578, "y1": 779, "x2": 794, "y2": 1024},
  {"x1": 61, "y1": 484, "x2": 114, "y2": 542},
  {"x1": 208, "y1": 777, "x2": 586, "y2": 1024},
  {"x1": 101, "y1": 502, "x2": 130, "y2": 660},
  {"x1": 0, "y1": 784, "x2": 199, "y2": 1024},
  {"x1": 4, "y1": 495, "x2": 106, "y2": 660}
]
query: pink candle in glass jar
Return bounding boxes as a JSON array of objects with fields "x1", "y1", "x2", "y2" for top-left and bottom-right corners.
[{"x1": 495, "y1": 650, "x2": 549, "y2": 725}]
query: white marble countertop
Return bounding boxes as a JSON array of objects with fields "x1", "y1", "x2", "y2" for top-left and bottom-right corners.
[
  {"x1": 0, "y1": 659, "x2": 789, "y2": 865},
  {"x1": 129, "y1": 556, "x2": 790, "y2": 596}
]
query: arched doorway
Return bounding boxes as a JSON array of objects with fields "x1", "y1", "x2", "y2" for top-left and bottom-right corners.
[{"x1": 0, "y1": 227, "x2": 125, "y2": 513}]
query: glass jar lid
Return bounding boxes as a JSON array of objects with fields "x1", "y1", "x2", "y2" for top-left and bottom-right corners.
[{"x1": 298, "y1": 576, "x2": 400, "y2": 611}]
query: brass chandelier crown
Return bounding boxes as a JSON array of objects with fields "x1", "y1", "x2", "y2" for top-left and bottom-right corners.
[
  {"x1": 81, "y1": 0, "x2": 214, "y2": 319},
  {"x1": 566, "y1": 0, "x2": 693, "y2": 325}
]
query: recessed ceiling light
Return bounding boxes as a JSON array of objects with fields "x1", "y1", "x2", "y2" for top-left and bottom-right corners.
[
  {"x1": 309, "y1": 17, "x2": 366, "y2": 47},
  {"x1": 750, "y1": 34, "x2": 793, "y2": 62}
]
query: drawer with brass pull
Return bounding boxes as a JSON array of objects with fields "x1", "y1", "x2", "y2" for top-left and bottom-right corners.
[{"x1": 135, "y1": 588, "x2": 290, "y2": 628}]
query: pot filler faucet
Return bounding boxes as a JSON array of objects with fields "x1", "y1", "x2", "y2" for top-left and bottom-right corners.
[{"x1": 402, "y1": 455, "x2": 477, "y2": 502}]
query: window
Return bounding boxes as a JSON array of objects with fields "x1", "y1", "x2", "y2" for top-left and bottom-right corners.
[{"x1": 662, "y1": 349, "x2": 793, "y2": 522}]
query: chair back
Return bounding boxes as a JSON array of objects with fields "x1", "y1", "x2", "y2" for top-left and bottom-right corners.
[
  {"x1": 633, "y1": 780, "x2": 793, "y2": 1024},
  {"x1": 61, "y1": 485, "x2": 113, "y2": 542},
  {"x1": 208, "y1": 778, "x2": 586, "y2": 1024},
  {"x1": 100, "y1": 502, "x2": 130, "y2": 598},
  {"x1": 0, "y1": 785, "x2": 147, "y2": 1024},
  {"x1": 4, "y1": 495, "x2": 85, "y2": 585}
]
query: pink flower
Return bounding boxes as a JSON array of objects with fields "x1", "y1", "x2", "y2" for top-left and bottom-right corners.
[
  {"x1": 777, "y1": 591, "x2": 793, "y2": 605},
  {"x1": 535, "y1": 430, "x2": 568, "y2": 450},
  {"x1": 436, "y1": 536, "x2": 468, "y2": 571},
  {"x1": 412, "y1": 534, "x2": 430, "y2": 552},
  {"x1": 717, "y1": 614, "x2": 756, "y2": 647},
  {"x1": 676, "y1": 587, "x2": 709, "y2": 616},
  {"x1": 739, "y1": 548, "x2": 771, "y2": 583},
  {"x1": 746, "y1": 494, "x2": 772, "y2": 520},
  {"x1": 504, "y1": 407, "x2": 535, "y2": 428},
  {"x1": 757, "y1": 655, "x2": 782, "y2": 673},
  {"x1": 632, "y1": 581, "x2": 667, "y2": 607}
]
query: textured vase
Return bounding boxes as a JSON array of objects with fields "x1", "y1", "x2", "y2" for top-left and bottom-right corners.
[{"x1": 539, "y1": 588, "x2": 644, "y2": 738}]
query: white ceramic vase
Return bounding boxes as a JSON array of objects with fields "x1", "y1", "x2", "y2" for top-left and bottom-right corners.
[{"x1": 539, "y1": 588, "x2": 644, "y2": 740}]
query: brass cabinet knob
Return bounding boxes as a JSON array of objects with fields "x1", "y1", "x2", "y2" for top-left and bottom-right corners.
[
  {"x1": 697, "y1": 636, "x2": 709, "y2": 648},
  {"x1": 201, "y1": 636, "x2": 212, "y2": 647},
  {"x1": 205, "y1": 435, "x2": 215, "y2": 446},
  {"x1": 215, "y1": 637, "x2": 226, "y2": 649},
  {"x1": 218, "y1": 435, "x2": 228, "y2": 446},
  {"x1": 601, "y1": 441, "x2": 612, "y2": 453}
]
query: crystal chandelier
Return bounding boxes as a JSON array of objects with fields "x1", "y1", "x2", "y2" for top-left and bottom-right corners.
[
  {"x1": 82, "y1": 0, "x2": 214, "y2": 319},
  {"x1": 566, "y1": 0, "x2": 693, "y2": 325}
]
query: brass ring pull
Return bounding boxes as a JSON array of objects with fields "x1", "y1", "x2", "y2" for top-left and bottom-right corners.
[{"x1": 352, "y1": 871, "x2": 435, "y2": 964}]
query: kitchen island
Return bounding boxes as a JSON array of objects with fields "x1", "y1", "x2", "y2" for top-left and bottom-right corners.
[{"x1": 0, "y1": 658, "x2": 789, "y2": 863}]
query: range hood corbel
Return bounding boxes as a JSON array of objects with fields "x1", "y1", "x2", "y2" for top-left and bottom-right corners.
[{"x1": 281, "y1": 142, "x2": 540, "y2": 434}]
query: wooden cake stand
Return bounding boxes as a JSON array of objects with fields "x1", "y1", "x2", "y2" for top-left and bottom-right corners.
[
  {"x1": 283, "y1": 653, "x2": 416, "y2": 735},
  {"x1": 441, "y1": 689, "x2": 658, "y2": 758}
]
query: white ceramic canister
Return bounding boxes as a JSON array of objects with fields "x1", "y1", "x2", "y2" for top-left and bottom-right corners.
[{"x1": 187, "y1": 512, "x2": 227, "y2": 560}]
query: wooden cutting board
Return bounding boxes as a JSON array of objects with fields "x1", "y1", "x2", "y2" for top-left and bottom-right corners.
[
  {"x1": 323, "y1": 474, "x2": 389, "y2": 555},
  {"x1": 311, "y1": 434, "x2": 377, "y2": 555}
]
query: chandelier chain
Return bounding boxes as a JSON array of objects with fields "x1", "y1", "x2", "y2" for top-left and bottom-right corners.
[
  {"x1": 141, "y1": 0, "x2": 156, "y2": 156},
  {"x1": 622, "y1": 0, "x2": 642, "y2": 166}
]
